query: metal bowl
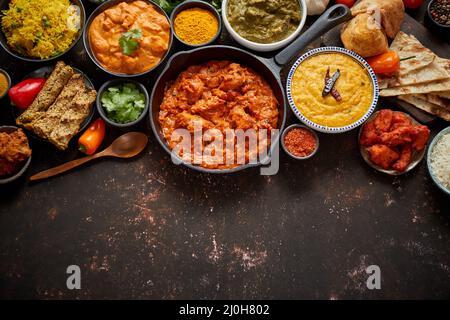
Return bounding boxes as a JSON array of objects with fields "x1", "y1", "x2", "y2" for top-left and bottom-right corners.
[
  {"x1": 83, "y1": 0, "x2": 173, "y2": 78},
  {"x1": 222, "y1": 0, "x2": 307, "y2": 52},
  {"x1": 427, "y1": 0, "x2": 450, "y2": 30},
  {"x1": 0, "y1": 68, "x2": 11, "y2": 99},
  {"x1": 281, "y1": 124, "x2": 319, "y2": 160},
  {"x1": 0, "y1": 126, "x2": 32, "y2": 185},
  {"x1": 286, "y1": 46, "x2": 379, "y2": 134},
  {"x1": 171, "y1": 0, "x2": 222, "y2": 48},
  {"x1": 0, "y1": 0, "x2": 85, "y2": 62},
  {"x1": 427, "y1": 126, "x2": 450, "y2": 195},
  {"x1": 12, "y1": 65, "x2": 96, "y2": 142},
  {"x1": 96, "y1": 79, "x2": 149, "y2": 129},
  {"x1": 358, "y1": 111, "x2": 427, "y2": 176}
]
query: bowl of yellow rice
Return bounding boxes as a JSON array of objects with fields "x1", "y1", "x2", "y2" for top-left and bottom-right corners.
[{"x1": 0, "y1": 0, "x2": 85, "y2": 61}]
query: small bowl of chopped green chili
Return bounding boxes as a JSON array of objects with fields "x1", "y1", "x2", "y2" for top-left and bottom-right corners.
[
  {"x1": 427, "y1": 0, "x2": 450, "y2": 30},
  {"x1": 97, "y1": 80, "x2": 149, "y2": 129}
]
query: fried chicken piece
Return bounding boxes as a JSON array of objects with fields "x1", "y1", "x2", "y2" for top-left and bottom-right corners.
[
  {"x1": 374, "y1": 109, "x2": 393, "y2": 133},
  {"x1": 411, "y1": 125, "x2": 430, "y2": 151},
  {"x1": 379, "y1": 126, "x2": 413, "y2": 147},
  {"x1": 390, "y1": 111, "x2": 412, "y2": 130},
  {"x1": 392, "y1": 144, "x2": 412, "y2": 172},
  {"x1": 367, "y1": 144, "x2": 400, "y2": 170},
  {"x1": 360, "y1": 120, "x2": 380, "y2": 146}
]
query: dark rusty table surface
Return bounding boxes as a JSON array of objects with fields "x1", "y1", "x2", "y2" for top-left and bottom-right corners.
[{"x1": 0, "y1": 1, "x2": 449, "y2": 299}]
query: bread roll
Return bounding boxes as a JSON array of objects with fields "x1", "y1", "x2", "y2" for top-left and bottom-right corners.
[
  {"x1": 351, "y1": 0, "x2": 405, "y2": 38},
  {"x1": 341, "y1": 13, "x2": 389, "y2": 58}
]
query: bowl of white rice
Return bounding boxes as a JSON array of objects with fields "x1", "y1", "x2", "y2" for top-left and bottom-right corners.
[{"x1": 427, "y1": 126, "x2": 450, "y2": 196}]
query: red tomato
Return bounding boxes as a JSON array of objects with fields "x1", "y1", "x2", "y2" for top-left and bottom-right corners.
[
  {"x1": 336, "y1": 0, "x2": 356, "y2": 7},
  {"x1": 403, "y1": 0, "x2": 424, "y2": 9}
]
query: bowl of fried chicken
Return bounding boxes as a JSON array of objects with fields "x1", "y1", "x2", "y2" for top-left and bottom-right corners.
[
  {"x1": 0, "y1": 126, "x2": 32, "y2": 184},
  {"x1": 359, "y1": 109, "x2": 430, "y2": 175}
]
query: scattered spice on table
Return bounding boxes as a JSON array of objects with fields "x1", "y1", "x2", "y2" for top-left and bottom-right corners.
[
  {"x1": 430, "y1": 0, "x2": 450, "y2": 26},
  {"x1": 284, "y1": 128, "x2": 317, "y2": 158},
  {"x1": 174, "y1": 8, "x2": 219, "y2": 45},
  {"x1": 0, "y1": 72, "x2": 9, "y2": 97}
]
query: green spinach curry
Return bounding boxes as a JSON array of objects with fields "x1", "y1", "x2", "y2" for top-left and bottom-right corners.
[{"x1": 227, "y1": 0, "x2": 302, "y2": 44}]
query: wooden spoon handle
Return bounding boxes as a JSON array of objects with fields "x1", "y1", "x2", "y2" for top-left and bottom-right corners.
[{"x1": 30, "y1": 154, "x2": 102, "y2": 182}]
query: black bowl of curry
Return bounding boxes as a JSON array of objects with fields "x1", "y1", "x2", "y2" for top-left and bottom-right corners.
[{"x1": 83, "y1": 0, "x2": 173, "y2": 77}]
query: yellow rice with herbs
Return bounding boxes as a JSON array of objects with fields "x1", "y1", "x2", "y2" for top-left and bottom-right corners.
[{"x1": 1, "y1": 0, "x2": 80, "y2": 59}]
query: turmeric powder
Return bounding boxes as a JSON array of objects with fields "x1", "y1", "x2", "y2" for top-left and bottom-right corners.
[{"x1": 174, "y1": 8, "x2": 219, "y2": 45}]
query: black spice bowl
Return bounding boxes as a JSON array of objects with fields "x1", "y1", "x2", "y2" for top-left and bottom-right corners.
[
  {"x1": 96, "y1": 79, "x2": 150, "y2": 129},
  {"x1": 427, "y1": 0, "x2": 450, "y2": 30},
  {"x1": 0, "y1": 68, "x2": 11, "y2": 99},
  {"x1": 170, "y1": 0, "x2": 222, "y2": 48},
  {"x1": 0, "y1": 126, "x2": 32, "y2": 185},
  {"x1": 0, "y1": 0, "x2": 86, "y2": 62}
]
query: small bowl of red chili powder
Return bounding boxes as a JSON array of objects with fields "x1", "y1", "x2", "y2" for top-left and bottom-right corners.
[{"x1": 281, "y1": 124, "x2": 319, "y2": 160}]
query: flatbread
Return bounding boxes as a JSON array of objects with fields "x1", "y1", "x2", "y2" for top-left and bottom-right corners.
[
  {"x1": 434, "y1": 91, "x2": 450, "y2": 99},
  {"x1": 380, "y1": 78, "x2": 450, "y2": 96},
  {"x1": 398, "y1": 95, "x2": 450, "y2": 121},
  {"x1": 379, "y1": 57, "x2": 449, "y2": 89},
  {"x1": 390, "y1": 32, "x2": 436, "y2": 74},
  {"x1": 414, "y1": 94, "x2": 450, "y2": 109}
]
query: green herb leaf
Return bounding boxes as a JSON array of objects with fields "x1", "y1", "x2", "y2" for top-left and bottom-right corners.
[
  {"x1": 119, "y1": 28, "x2": 142, "y2": 56},
  {"x1": 101, "y1": 83, "x2": 146, "y2": 124}
]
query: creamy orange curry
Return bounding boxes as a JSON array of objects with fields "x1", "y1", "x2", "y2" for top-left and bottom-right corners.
[{"x1": 89, "y1": 1, "x2": 170, "y2": 75}]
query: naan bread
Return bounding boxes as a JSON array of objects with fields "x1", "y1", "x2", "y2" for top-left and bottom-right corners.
[
  {"x1": 379, "y1": 57, "x2": 449, "y2": 89},
  {"x1": 414, "y1": 94, "x2": 450, "y2": 109},
  {"x1": 434, "y1": 91, "x2": 450, "y2": 99},
  {"x1": 351, "y1": 0, "x2": 404, "y2": 38},
  {"x1": 380, "y1": 78, "x2": 450, "y2": 96},
  {"x1": 398, "y1": 95, "x2": 450, "y2": 121},
  {"x1": 390, "y1": 32, "x2": 436, "y2": 74}
]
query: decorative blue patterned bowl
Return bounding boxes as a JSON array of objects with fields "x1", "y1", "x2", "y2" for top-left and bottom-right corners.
[
  {"x1": 427, "y1": 126, "x2": 450, "y2": 196},
  {"x1": 286, "y1": 46, "x2": 379, "y2": 134}
]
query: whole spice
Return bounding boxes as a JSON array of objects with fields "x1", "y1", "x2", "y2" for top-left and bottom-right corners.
[
  {"x1": 8, "y1": 78, "x2": 46, "y2": 109},
  {"x1": 324, "y1": 67, "x2": 342, "y2": 102},
  {"x1": 174, "y1": 8, "x2": 219, "y2": 45},
  {"x1": 0, "y1": 72, "x2": 9, "y2": 97},
  {"x1": 430, "y1": 0, "x2": 450, "y2": 26},
  {"x1": 284, "y1": 128, "x2": 317, "y2": 158}
]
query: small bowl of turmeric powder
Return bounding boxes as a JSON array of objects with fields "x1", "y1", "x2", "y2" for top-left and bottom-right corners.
[
  {"x1": 0, "y1": 69, "x2": 11, "y2": 100},
  {"x1": 171, "y1": 0, "x2": 222, "y2": 47}
]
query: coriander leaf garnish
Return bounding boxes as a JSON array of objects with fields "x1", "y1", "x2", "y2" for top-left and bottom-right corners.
[{"x1": 119, "y1": 28, "x2": 142, "y2": 56}]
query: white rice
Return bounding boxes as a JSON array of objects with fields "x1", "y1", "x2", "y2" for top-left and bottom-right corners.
[{"x1": 430, "y1": 132, "x2": 450, "y2": 191}]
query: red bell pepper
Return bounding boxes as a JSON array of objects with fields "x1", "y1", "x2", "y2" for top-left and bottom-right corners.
[{"x1": 8, "y1": 78, "x2": 46, "y2": 109}]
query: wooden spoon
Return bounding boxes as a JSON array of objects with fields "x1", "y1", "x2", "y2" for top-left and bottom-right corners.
[{"x1": 30, "y1": 132, "x2": 148, "y2": 182}]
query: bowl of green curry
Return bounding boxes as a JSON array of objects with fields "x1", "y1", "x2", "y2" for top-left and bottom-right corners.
[{"x1": 222, "y1": 0, "x2": 307, "y2": 52}]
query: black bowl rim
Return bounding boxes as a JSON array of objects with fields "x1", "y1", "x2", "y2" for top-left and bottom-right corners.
[
  {"x1": 0, "y1": 68, "x2": 11, "y2": 99},
  {"x1": 11, "y1": 65, "x2": 96, "y2": 142},
  {"x1": 83, "y1": 0, "x2": 174, "y2": 78},
  {"x1": 0, "y1": 125, "x2": 32, "y2": 184},
  {"x1": 96, "y1": 79, "x2": 150, "y2": 128},
  {"x1": 149, "y1": 45, "x2": 287, "y2": 174},
  {"x1": 0, "y1": 0, "x2": 86, "y2": 62},
  {"x1": 427, "y1": 0, "x2": 450, "y2": 28},
  {"x1": 170, "y1": 0, "x2": 222, "y2": 48},
  {"x1": 280, "y1": 124, "x2": 319, "y2": 160}
]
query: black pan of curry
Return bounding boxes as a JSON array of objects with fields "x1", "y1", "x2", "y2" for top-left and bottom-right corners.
[{"x1": 149, "y1": 5, "x2": 352, "y2": 173}]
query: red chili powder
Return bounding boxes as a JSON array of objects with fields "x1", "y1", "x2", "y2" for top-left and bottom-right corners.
[{"x1": 284, "y1": 128, "x2": 317, "y2": 157}]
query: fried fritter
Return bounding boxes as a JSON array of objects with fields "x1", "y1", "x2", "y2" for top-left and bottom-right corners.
[{"x1": 392, "y1": 144, "x2": 412, "y2": 172}]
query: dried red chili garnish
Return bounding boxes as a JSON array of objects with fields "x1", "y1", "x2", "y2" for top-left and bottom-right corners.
[{"x1": 284, "y1": 128, "x2": 317, "y2": 158}]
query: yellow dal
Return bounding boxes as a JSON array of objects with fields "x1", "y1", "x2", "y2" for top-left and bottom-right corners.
[{"x1": 291, "y1": 53, "x2": 373, "y2": 127}]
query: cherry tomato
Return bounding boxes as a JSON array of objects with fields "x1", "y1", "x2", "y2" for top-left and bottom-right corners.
[
  {"x1": 403, "y1": 0, "x2": 424, "y2": 9},
  {"x1": 336, "y1": 0, "x2": 356, "y2": 7}
]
